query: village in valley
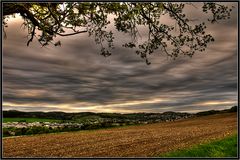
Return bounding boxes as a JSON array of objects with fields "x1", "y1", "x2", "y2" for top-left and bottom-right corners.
[
  {"x1": 3, "y1": 106, "x2": 237, "y2": 137},
  {"x1": 3, "y1": 111, "x2": 194, "y2": 136}
]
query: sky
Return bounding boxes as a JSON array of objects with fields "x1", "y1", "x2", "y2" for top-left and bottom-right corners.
[{"x1": 2, "y1": 2, "x2": 238, "y2": 113}]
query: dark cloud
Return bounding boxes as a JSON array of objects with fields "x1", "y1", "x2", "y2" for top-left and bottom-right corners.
[{"x1": 2, "y1": 3, "x2": 238, "y2": 113}]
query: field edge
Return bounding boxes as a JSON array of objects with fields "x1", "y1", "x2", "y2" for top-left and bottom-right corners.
[{"x1": 159, "y1": 133, "x2": 238, "y2": 158}]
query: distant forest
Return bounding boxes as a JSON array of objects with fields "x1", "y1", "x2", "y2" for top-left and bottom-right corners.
[{"x1": 3, "y1": 106, "x2": 237, "y2": 121}]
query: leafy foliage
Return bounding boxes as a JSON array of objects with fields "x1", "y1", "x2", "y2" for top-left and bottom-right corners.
[{"x1": 3, "y1": 2, "x2": 233, "y2": 64}]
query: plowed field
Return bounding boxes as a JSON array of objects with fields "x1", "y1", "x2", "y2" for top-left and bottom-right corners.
[{"x1": 3, "y1": 113, "x2": 237, "y2": 158}]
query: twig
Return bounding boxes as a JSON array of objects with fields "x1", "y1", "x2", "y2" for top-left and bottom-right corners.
[
  {"x1": 27, "y1": 25, "x2": 36, "y2": 46},
  {"x1": 56, "y1": 30, "x2": 87, "y2": 36}
]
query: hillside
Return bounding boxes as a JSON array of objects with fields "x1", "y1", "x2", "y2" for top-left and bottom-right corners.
[
  {"x1": 3, "y1": 106, "x2": 237, "y2": 121},
  {"x1": 3, "y1": 112, "x2": 237, "y2": 158}
]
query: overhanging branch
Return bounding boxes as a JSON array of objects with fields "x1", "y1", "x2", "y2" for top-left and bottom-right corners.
[{"x1": 56, "y1": 30, "x2": 87, "y2": 36}]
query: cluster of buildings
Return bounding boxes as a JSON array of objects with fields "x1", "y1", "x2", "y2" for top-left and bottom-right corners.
[
  {"x1": 3, "y1": 122, "x2": 84, "y2": 129},
  {"x1": 3, "y1": 112, "x2": 193, "y2": 129}
]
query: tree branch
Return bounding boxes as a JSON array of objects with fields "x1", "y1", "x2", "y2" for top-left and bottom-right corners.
[
  {"x1": 56, "y1": 30, "x2": 87, "y2": 36},
  {"x1": 162, "y1": 3, "x2": 191, "y2": 31},
  {"x1": 27, "y1": 25, "x2": 36, "y2": 46}
]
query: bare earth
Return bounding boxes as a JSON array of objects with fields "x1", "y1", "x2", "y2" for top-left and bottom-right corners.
[{"x1": 3, "y1": 113, "x2": 237, "y2": 158}]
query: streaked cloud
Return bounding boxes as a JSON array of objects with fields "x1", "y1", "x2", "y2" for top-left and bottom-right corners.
[{"x1": 2, "y1": 2, "x2": 238, "y2": 113}]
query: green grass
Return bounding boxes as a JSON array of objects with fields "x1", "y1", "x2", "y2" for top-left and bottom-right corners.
[
  {"x1": 3, "y1": 117, "x2": 59, "y2": 123},
  {"x1": 160, "y1": 134, "x2": 238, "y2": 158}
]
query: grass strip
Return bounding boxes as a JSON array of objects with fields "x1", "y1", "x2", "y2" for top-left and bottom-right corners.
[{"x1": 160, "y1": 134, "x2": 238, "y2": 157}]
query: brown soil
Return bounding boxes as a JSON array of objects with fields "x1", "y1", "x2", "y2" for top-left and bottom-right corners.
[{"x1": 3, "y1": 112, "x2": 237, "y2": 158}]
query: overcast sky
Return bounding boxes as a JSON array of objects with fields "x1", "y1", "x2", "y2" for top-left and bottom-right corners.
[{"x1": 2, "y1": 2, "x2": 238, "y2": 113}]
